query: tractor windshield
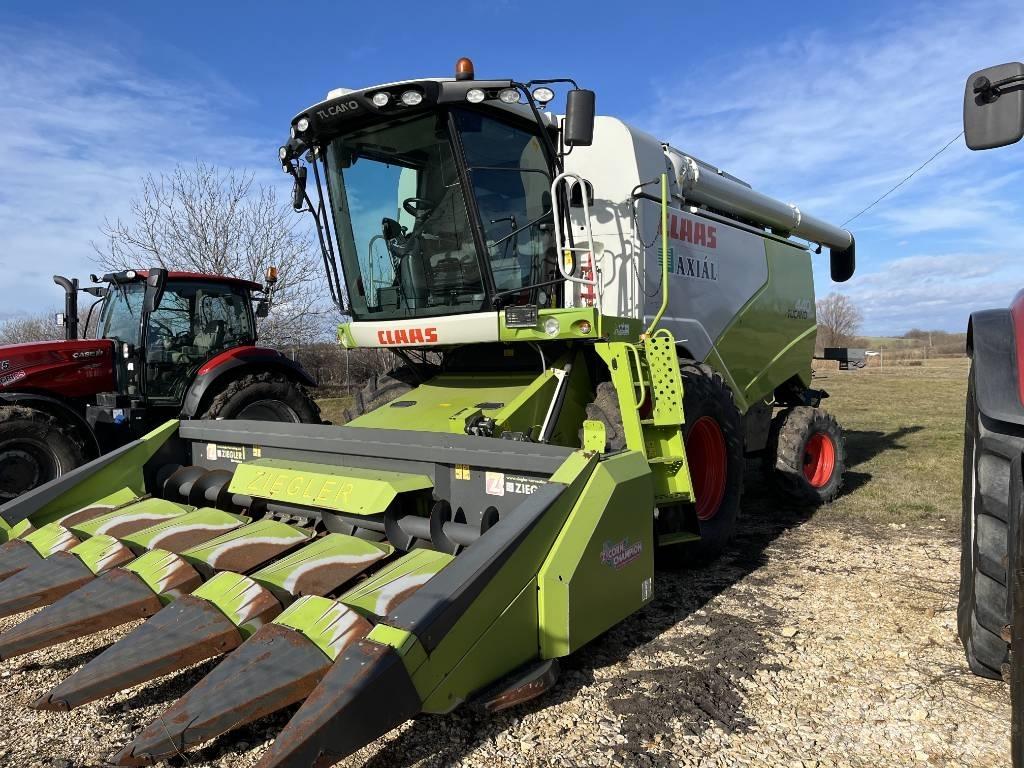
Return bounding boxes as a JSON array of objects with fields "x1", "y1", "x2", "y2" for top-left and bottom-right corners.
[
  {"x1": 323, "y1": 109, "x2": 554, "y2": 320},
  {"x1": 97, "y1": 281, "x2": 145, "y2": 345}
]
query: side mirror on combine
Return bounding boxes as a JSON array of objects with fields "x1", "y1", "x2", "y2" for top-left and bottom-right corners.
[
  {"x1": 291, "y1": 166, "x2": 308, "y2": 211},
  {"x1": 964, "y1": 62, "x2": 1024, "y2": 150},
  {"x1": 143, "y1": 267, "x2": 168, "y2": 313},
  {"x1": 54, "y1": 312, "x2": 65, "y2": 328},
  {"x1": 563, "y1": 89, "x2": 596, "y2": 147}
]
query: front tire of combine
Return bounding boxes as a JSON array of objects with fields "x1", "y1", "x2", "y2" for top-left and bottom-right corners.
[
  {"x1": 0, "y1": 406, "x2": 87, "y2": 501},
  {"x1": 680, "y1": 361, "x2": 745, "y2": 558},
  {"x1": 767, "y1": 406, "x2": 846, "y2": 505},
  {"x1": 341, "y1": 367, "x2": 421, "y2": 423},
  {"x1": 201, "y1": 372, "x2": 321, "y2": 424},
  {"x1": 958, "y1": 362, "x2": 1018, "y2": 680}
]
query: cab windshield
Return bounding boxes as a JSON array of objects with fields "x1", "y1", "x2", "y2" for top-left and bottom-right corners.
[
  {"x1": 98, "y1": 281, "x2": 144, "y2": 345},
  {"x1": 324, "y1": 109, "x2": 554, "y2": 320}
]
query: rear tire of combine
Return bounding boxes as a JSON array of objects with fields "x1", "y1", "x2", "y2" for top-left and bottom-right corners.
[
  {"x1": 0, "y1": 406, "x2": 87, "y2": 501},
  {"x1": 342, "y1": 367, "x2": 421, "y2": 423},
  {"x1": 679, "y1": 361, "x2": 745, "y2": 558},
  {"x1": 958, "y1": 362, "x2": 1018, "y2": 680},
  {"x1": 201, "y1": 372, "x2": 321, "y2": 424},
  {"x1": 767, "y1": 406, "x2": 845, "y2": 505}
]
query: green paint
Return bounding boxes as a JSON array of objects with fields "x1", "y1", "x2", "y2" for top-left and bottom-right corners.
[
  {"x1": 339, "y1": 548, "x2": 452, "y2": 619},
  {"x1": 498, "y1": 307, "x2": 600, "y2": 342},
  {"x1": 408, "y1": 452, "x2": 596, "y2": 705},
  {"x1": 0, "y1": 420, "x2": 179, "y2": 542},
  {"x1": 69, "y1": 498, "x2": 192, "y2": 538},
  {"x1": 538, "y1": 451, "x2": 654, "y2": 658},
  {"x1": 274, "y1": 595, "x2": 367, "y2": 660},
  {"x1": 712, "y1": 239, "x2": 815, "y2": 409},
  {"x1": 68, "y1": 534, "x2": 130, "y2": 575},
  {"x1": 23, "y1": 522, "x2": 83, "y2": 557},
  {"x1": 250, "y1": 533, "x2": 392, "y2": 602},
  {"x1": 366, "y1": 623, "x2": 428, "y2": 678},
  {"x1": 420, "y1": 580, "x2": 538, "y2": 713},
  {"x1": 192, "y1": 571, "x2": 280, "y2": 637},
  {"x1": 228, "y1": 458, "x2": 432, "y2": 516},
  {"x1": 180, "y1": 519, "x2": 312, "y2": 570},
  {"x1": 120, "y1": 508, "x2": 249, "y2": 551},
  {"x1": 123, "y1": 548, "x2": 198, "y2": 602}
]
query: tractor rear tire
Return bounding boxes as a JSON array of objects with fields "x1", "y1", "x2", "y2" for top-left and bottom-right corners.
[
  {"x1": 0, "y1": 406, "x2": 87, "y2": 501},
  {"x1": 342, "y1": 367, "x2": 421, "y2": 423},
  {"x1": 958, "y1": 361, "x2": 1019, "y2": 680},
  {"x1": 767, "y1": 406, "x2": 846, "y2": 505},
  {"x1": 201, "y1": 372, "x2": 321, "y2": 424},
  {"x1": 679, "y1": 361, "x2": 745, "y2": 558}
]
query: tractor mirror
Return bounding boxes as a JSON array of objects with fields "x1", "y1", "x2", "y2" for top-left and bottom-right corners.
[
  {"x1": 255, "y1": 299, "x2": 270, "y2": 318},
  {"x1": 564, "y1": 89, "x2": 596, "y2": 147},
  {"x1": 292, "y1": 166, "x2": 308, "y2": 211},
  {"x1": 143, "y1": 268, "x2": 168, "y2": 313},
  {"x1": 964, "y1": 62, "x2": 1024, "y2": 150},
  {"x1": 55, "y1": 312, "x2": 66, "y2": 328}
]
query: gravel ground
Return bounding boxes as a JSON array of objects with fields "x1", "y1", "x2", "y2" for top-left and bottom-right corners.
[{"x1": 0, "y1": 487, "x2": 1008, "y2": 768}]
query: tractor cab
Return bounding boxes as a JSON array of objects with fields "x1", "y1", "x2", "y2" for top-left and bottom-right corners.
[{"x1": 89, "y1": 270, "x2": 261, "y2": 402}]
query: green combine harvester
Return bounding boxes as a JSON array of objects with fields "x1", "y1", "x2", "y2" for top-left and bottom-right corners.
[{"x1": 0, "y1": 59, "x2": 856, "y2": 767}]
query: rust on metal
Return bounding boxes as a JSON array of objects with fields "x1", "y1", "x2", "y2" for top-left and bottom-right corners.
[
  {"x1": 0, "y1": 552, "x2": 95, "y2": 619},
  {"x1": 109, "y1": 623, "x2": 361, "y2": 766},
  {"x1": 32, "y1": 595, "x2": 242, "y2": 712},
  {"x1": 0, "y1": 568, "x2": 163, "y2": 660},
  {"x1": 285, "y1": 555, "x2": 387, "y2": 598},
  {"x1": 482, "y1": 659, "x2": 560, "y2": 713},
  {"x1": 57, "y1": 504, "x2": 119, "y2": 530},
  {"x1": 0, "y1": 539, "x2": 44, "y2": 582},
  {"x1": 203, "y1": 540, "x2": 306, "y2": 573},
  {"x1": 254, "y1": 640, "x2": 421, "y2": 768}
]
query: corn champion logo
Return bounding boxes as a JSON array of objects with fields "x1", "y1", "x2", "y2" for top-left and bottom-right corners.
[{"x1": 600, "y1": 537, "x2": 643, "y2": 570}]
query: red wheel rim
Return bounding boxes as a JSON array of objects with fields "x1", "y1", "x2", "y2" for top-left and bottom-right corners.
[
  {"x1": 803, "y1": 432, "x2": 836, "y2": 488},
  {"x1": 687, "y1": 416, "x2": 727, "y2": 521}
]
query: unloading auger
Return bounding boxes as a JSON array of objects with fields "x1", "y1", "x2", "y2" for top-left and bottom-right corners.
[{"x1": 0, "y1": 59, "x2": 855, "y2": 766}]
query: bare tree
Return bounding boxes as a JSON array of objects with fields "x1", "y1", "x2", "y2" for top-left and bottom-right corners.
[
  {"x1": 93, "y1": 162, "x2": 331, "y2": 347},
  {"x1": 816, "y1": 292, "x2": 863, "y2": 348},
  {"x1": 0, "y1": 313, "x2": 58, "y2": 345}
]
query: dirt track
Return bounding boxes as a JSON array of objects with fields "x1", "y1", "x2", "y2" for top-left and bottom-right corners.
[{"x1": 0, "y1": 472, "x2": 1007, "y2": 768}]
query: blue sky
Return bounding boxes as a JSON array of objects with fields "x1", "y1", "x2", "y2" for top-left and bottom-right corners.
[{"x1": 1, "y1": 0, "x2": 1022, "y2": 334}]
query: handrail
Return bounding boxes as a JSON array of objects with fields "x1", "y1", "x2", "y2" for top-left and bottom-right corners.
[
  {"x1": 645, "y1": 173, "x2": 669, "y2": 335},
  {"x1": 550, "y1": 171, "x2": 600, "y2": 310}
]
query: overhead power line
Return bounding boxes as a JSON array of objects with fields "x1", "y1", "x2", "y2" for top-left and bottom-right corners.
[{"x1": 841, "y1": 131, "x2": 964, "y2": 227}]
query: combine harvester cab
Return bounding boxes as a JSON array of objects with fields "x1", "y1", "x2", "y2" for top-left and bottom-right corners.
[{"x1": 0, "y1": 59, "x2": 855, "y2": 767}]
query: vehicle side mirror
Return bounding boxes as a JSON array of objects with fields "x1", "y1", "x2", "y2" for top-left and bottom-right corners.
[
  {"x1": 964, "y1": 62, "x2": 1024, "y2": 150},
  {"x1": 564, "y1": 89, "x2": 596, "y2": 147},
  {"x1": 143, "y1": 267, "x2": 168, "y2": 313},
  {"x1": 255, "y1": 299, "x2": 270, "y2": 318},
  {"x1": 292, "y1": 166, "x2": 308, "y2": 211},
  {"x1": 55, "y1": 312, "x2": 66, "y2": 328}
]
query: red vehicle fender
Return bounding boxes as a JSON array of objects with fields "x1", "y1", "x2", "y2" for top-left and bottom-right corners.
[{"x1": 180, "y1": 346, "x2": 317, "y2": 418}]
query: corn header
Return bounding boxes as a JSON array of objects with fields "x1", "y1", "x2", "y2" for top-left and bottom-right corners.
[{"x1": 0, "y1": 59, "x2": 855, "y2": 766}]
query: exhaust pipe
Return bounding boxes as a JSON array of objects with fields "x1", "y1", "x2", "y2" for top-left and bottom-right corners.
[{"x1": 52, "y1": 275, "x2": 79, "y2": 341}]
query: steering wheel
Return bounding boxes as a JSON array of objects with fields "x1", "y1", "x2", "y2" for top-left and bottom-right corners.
[{"x1": 403, "y1": 197, "x2": 435, "y2": 221}]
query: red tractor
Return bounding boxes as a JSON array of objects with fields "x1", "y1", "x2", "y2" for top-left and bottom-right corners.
[{"x1": 0, "y1": 267, "x2": 320, "y2": 500}]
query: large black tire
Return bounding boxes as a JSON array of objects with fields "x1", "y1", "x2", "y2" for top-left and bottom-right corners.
[
  {"x1": 200, "y1": 372, "x2": 321, "y2": 424},
  {"x1": 766, "y1": 406, "x2": 846, "y2": 505},
  {"x1": 679, "y1": 361, "x2": 745, "y2": 557},
  {"x1": 342, "y1": 367, "x2": 420, "y2": 423},
  {"x1": 958, "y1": 361, "x2": 1021, "y2": 679},
  {"x1": 0, "y1": 406, "x2": 87, "y2": 501}
]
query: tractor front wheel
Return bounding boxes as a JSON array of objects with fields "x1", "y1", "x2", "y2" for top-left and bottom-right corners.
[
  {"x1": 680, "y1": 361, "x2": 745, "y2": 558},
  {"x1": 767, "y1": 406, "x2": 846, "y2": 505},
  {"x1": 201, "y1": 373, "x2": 321, "y2": 424},
  {"x1": 0, "y1": 406, "x2": 87, "y2": 501}
]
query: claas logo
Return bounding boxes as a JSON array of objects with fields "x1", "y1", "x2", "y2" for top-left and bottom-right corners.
[{"x1": 377, "y1": 327, "x2": 439, "y2": 345}]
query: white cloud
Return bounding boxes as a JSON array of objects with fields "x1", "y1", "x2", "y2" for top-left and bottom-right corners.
[
  {"x1": 636, "y1": 0, "x2": 1024, "y2": 332},
  {"x1": 0, "y1": 26, "x2": 282, "y2": 317}
]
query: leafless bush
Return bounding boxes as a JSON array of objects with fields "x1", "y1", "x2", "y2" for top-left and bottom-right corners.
[{"x1": 815, "y1": 292, "x2": 863, "y2": 348}]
